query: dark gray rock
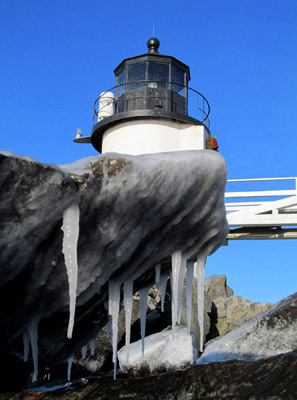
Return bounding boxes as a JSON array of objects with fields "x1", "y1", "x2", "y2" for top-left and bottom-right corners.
[{"x1": 3, "y1": 351, "x2": 297, "y2": 399}]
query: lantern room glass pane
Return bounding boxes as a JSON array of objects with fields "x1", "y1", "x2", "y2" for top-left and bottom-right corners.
[
  {"x1": 116, "y1": 69, "x2": 126, "y2": 98},
  {"x1": 127, "y1": 63, "x2": 146, "y2": 91},
  {"x1": 148, "y1": 62, "x2": 169, "y2": 88},
  {"x1": 171, "y1": 65, "x2": 185, "y2": 96}
]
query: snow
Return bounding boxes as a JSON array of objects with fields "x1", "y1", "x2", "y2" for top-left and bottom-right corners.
[
  {"x1": 59, "y1": 156, "x2": 98, "y2": 176},
  {"x1": 61, "y1": 203, "x2": 80, "y2": 339},
  {"x1": 0, "y1": 150, "x2": 40, "y2": 164},
  {"x1": 118, "y1": 325, "x2": 197, "y2": 375}
]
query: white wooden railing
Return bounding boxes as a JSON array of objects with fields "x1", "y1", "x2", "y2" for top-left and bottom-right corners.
[{"x1": 225, "y1": 177, "x2": 297, "y2": 229}]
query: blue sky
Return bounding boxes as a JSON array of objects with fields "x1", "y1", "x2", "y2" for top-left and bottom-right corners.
[{"x1": 1, "y1": 0, "x2": 296, "y2": 303}]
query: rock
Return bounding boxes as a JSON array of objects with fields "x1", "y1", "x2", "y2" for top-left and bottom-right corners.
[
  {"x1": 198, "y1": 291, "x2": 297, "y2": 364},
  {"x1": 3, "y1": 351, "x2": 297, "y2": 399},
  {"x1": 225, "y1": 296, "x2": 272, "y2": 331},
  {"x1": 205, "y1": 274, "x2": 234, "y2": 299},
  {"x1": 72, "y1": 326, "x2": 113, "y2": 374},
  {"x1": 0, "y1": 150, "x2": 228, "y2": 388},
  {"x1": 117, "y1": 325, "x2": 197, "y2": 377},
  {"x1": 206, "y1": 275, "x2": 272, "y2": 337}
]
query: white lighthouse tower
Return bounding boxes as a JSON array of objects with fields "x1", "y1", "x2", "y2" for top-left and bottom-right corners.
[{"x1": 74, "y1": 37, "x2": 213, "y2": 154}]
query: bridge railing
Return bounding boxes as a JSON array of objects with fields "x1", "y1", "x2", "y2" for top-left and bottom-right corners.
[{"x1": 225, "y1": 177, "x2": 297, "y2": 228}]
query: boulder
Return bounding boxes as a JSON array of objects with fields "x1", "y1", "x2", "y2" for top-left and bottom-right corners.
[
  {"x1": 0, "y1": 150, "x2": 228, "y2": 388},
  {"x1": 198, "y1": 291, "x2": 297, "y2": 364},
  {"x1": 117, "y1": 325, "x2": 197, "y2": 377},
  {"x1": 205, "y1": 274, "x2": 234, "y2": 299},
  {"x1": 206, "y1": 275, "x2": 272, "y2": 337},
  {"x1": 73, "y1": 285, "x2": 171, "y2": 376}
]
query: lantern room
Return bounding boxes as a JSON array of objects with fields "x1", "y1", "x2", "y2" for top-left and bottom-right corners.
[
  {"x1": 74, "y1": 37, "x2": 211, "y2": 155},
  {"x1": 114, "y1": 37, "x2": 190, "y2": 115}
]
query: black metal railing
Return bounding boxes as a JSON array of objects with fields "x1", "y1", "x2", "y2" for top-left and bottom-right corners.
[{"x1": 93, "y1": 81, "x2": 210, "y2": 129}]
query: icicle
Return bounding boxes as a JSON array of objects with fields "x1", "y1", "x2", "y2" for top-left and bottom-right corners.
[
  {"x1": 61, "y1": 203, "x2": 80, "y2": 339},
  {"x1": 195, "y1": 255, "x2": 207, "y2": 352},
  {"x1": 23, "y1": 332, "x2": 30, "y2": 362},
  {"x1": 106, "y1": 315, "x2": 111, "y2": 339},
  {"x1": 171, "y1": 250, "x2": 182, "y2": 331},
  {"x1": 90, "y1": 337, "x2": 96, "y2": 356},
  {"x1": 155, "y1": 263, "x2": 161, "y2": 287},
  {"x1": 186, "y1": 261, "x2": 194, "y2": 335},
  {"x1": 67, "y1": 356, "x2": 73, "y2": 381},
  {"x1": 123, "y1": 279, "x2": 134, "y2": 363},
  {"x1": 108, "y1": 280, "x2": 121, "y2": 379},
  {"x1": 81, "y1": 345, "x2": 87, "y2": 359},
  {"x1": 28, "y1": 320, "x2": 38, "y2": 382},
  {"x1": 160, "y1": 274, "x2": 168, "y2": 312},
  {"x1": 139, "y1": 286, "x2": 150, "y2": 358},
  {"x1": 177, "y1": 254, "x2": 187, "y2": 324}
]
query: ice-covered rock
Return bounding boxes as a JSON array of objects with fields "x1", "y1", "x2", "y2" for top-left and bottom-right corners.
[
  {"x1": 0, "y1": 149, "x2": 228, "y2": 387},
  {"x1": 197, "y1": 291, "x2": 297, "y2": 364},
  {"x1": 118, "y1": 325, "x2": 197, "y2": 376}
]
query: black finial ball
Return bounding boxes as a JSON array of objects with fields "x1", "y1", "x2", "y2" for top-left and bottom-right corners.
[{"x1": 147, "y1": 37, "x2": 160, "y2": 53}]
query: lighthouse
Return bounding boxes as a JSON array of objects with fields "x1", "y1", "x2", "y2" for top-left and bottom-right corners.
[{"x1": 74, "y1": 37, "x2": 212, "y2": 155}]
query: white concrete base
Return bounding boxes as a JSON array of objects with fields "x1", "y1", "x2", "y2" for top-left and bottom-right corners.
[{"x1": 102, "y1": 119, "x2": 208, "y2": 155}]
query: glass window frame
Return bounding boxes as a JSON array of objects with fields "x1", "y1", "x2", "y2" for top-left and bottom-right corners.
[{"x1": 116, "y1": 68, "x2": 126, "y2": 98}]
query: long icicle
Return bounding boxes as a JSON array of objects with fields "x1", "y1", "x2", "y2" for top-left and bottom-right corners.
[
  {"x1": 108, "y1": 280, "x2": 121, "y2": 379},
  {"x1": 186, "y1": 260, "x2": 194, "y2": 335},
  {"x1": 171, "y1": 251, "x2": 182, "y2": 331},
  {"x1": 23, "y1": 332, "x2": 30, "y2": 362},
  {"x1": 196, "y1": 255, "x2": 207, "y2": 352},
  {"x1": 160, "y1": 274, "x2": 168, "y2": 312},
  {"x1": 67, "y1": 356, "x2": 73, "y2": 381},
  {"x1": 28, "y1": 320, "x2": 39, "y2": 382},
  {"x1": 123, "y1": 279, "x2": 134, "y2": 363},
  {"x1": 139, "y1": 286, "x2": 150, "y2": 358},
  {"x1": 177, "y1": 254, "x2": 187, "y2": 324},
  {"x1": 155, "y1": 264, "x2": 161, "y2": 287},
  {"x1": 90, "y1": 337, "x2": 96, "y2": 355},
  {"x1": 61, "y1": 203, "x2": 80, "y2": 339}
]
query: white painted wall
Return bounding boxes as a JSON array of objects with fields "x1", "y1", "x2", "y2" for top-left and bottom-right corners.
[{"x1": 102, "y1": 119, "x2": 208, "y2": 155}]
